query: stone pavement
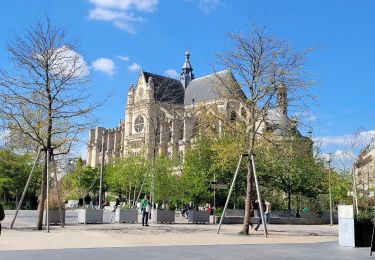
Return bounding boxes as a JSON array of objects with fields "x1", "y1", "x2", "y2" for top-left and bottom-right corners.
[
  {"x1": 0, "y1": 210, "x2": 372, "y2": 259},
  {"x1": 0, "y1": 210, "x2": 340, "y2": 251},
  {"x1": 1, "y1": 222, "x2": 339, "y2": 251},
  {"x1": 0, "y1": 243, "x2": 373, "y2": 260}
]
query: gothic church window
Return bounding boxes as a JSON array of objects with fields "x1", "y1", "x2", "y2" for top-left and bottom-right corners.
[{"x1": 134, "y1": 115, "x2": 144, "y2": 133}]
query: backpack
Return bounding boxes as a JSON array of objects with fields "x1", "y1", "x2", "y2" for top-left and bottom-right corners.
[{"x1": 0, "y1": 204, "x2": 5, "y2": 221}]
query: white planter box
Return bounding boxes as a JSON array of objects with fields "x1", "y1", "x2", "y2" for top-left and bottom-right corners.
[
  {"x1": 153, "y1": 209, "x2": 175, "y2": 224},
  {"x1": 77, "y1": 208, "x2": 103, "y2": 224},
  {"x1": 115, "y1": 208, "x2": 138, "y2": 223},
  {"x1": 188, "y1": 210, "x2": 210, "y2": 224},
  {"x1": 44, "y1": 209, "x2": 65, "y2": 225}
]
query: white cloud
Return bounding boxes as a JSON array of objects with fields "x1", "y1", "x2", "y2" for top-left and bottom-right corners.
[
  {"x1": 164, "y1": 69, "x2": 178, "y2": 79},
  {"x1": 198, "y1": 0, "x2": 225, "y2": 14},
  {"x1": 334, "y1": 150, "x2": 354, "y2": 160},
  {"x1": 92, "y1": 58, "x2": 115, "y2": 76},
  {"x1": 39, "y1": 46, "x2": 89, "y2": 78},
  {"x1": 88, "y1": 0, "x2": 158, "y2": 33},
  {"x1": 117, "y1": 55, "x2": 129, "y2": 61},
  {"x1": 315, "y1": 130, "x2": 375, "y2": 147},
  {"x1": 128, "y1": 62, "x2": 141, "y2": 72},
  {"x1": 89, "y1": 0, "x2": 158, "y2": 12}
]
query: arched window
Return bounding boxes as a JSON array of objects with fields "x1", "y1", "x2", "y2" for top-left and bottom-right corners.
[
  {"x1": 179, "y1": 122, "x2": 184, "y2": 140},
  {"x1": 134, "y1": 115, "x2": 144, "y2": 133},
  {"x1": 168, "y1": 121, "x2": 173, "y2": 142},
  {"x1": 230, "y1": 111, "x2": 236, "y2": 122}
]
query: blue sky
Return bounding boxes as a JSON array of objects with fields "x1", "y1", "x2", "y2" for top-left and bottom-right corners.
[{"x1": 0, "y1": 0, "x2": 374, "y2": 165}]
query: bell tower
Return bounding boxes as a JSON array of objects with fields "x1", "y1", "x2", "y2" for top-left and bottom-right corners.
[
  {"x1": 180, "y1": 51, "x2": 194, "y2": 89},
  {"x1": 277, "y1": 83, "x2": 287, "y2": 115}
]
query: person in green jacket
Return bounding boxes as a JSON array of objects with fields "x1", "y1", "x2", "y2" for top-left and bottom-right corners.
[{"x1": 141, "y1": 195, "x2": 151, "y2": 226}]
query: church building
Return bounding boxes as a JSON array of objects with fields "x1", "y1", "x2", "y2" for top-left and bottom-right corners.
[{"x1": 86, "y1": 52, "x2": 298, "y2": 168}]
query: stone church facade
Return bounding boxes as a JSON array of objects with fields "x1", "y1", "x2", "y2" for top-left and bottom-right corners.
[{"x1": 86, "y1": 52, "x2": 296, "y2": 168}]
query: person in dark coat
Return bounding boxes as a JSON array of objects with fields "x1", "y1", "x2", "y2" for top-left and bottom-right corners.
[{"x1": 84, "y1": 193, "x2": 92, "y2": 208}]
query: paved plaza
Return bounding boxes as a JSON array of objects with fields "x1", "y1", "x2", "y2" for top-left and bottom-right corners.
[{"x1": 0, "y1": 210, "x2": 373, "y2": 259}]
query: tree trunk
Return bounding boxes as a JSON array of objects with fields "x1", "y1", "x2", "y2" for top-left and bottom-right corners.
[
  {"x1": 36, "y1": 151, "x2": 47, "y2": 230},
  {"x1": 242, "y1": 158, "x2": 254, "y2": 235},
  {"x1": 287, "y1": 191, "x2": 291, "y2": 211}
]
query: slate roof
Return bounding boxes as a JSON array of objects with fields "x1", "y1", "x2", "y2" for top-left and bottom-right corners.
[
  {"x1": 143, "y1": 71, "x2": 185, "y2": 105},
  {"x1": 184, "y1": 70, "x2": 244, "y2": 105}
]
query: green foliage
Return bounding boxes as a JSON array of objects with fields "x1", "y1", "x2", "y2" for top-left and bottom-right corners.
[
  {"x1": 256, "y1": 137, "x2": 327, "y2": 210},
  {"x1": 355, "y1": 208, "x2": 375, "y2": 223},
  {"x1": 182, "y1": 137, "x2": 214, "y2": 205},
  {"x1": 0, "y1": 149, "x2": 41, "y2": 207},
  {"x1": 105, "y1": 155, "x2": 147, "y2": 196},
  {"x1": 60, "y1": 160, "x2": 98, "y2": 199},
  {"x1": 153, "y1": 155, "x2": 180, "y2": 204}
]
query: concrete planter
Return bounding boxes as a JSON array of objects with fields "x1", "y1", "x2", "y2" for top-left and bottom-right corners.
[
  {"x1": 354, "y1": 220, "x2": 374, "y2": 247},
  {"x1": 188, "y1": 210, "x2": 210, "y2": 224},
  {"x1": 153, "y1": 209, "x2": 175, "y2": 223},
  {"x1": 115, "y1": 208, "x2": 138, "y2": 223},
  {"x1": 44, "y1": 209, "x2": 65, "y2": 225},
  {"x1": 77, "y1": 208, "x2": 103, "y2": 224}
]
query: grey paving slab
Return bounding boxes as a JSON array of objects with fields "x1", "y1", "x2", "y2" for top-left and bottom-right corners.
[{"x1": 0, "y1": 242, "x2": 372, "y2": 260}]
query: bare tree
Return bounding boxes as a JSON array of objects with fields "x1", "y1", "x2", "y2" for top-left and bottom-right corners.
[
  {"x1": 0, "y1": 18, "x2": 98, "y2": 230},
  {"x1": 214, "y1": 26, "x2": 313, "y2": 235}
]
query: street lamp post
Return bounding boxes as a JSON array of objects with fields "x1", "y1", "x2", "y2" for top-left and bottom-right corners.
[{"x1": 326, "y1": 152, "x2": 333, "y2": 226}]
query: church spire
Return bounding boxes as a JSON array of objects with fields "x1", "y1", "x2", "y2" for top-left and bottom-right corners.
[{"x1": 180, "y1": 51, "x2": 194, "y2": 89}]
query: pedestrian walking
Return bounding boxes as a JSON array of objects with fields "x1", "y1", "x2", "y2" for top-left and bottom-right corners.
[
  {"x1": 84, "y1": 193, "x2": 92, "y2": 208},
  {"x1": 254, "y1": 199, "x2": 266, "y2": 231},
  {"x1": 265, "y1": 200, "x2": 271, "y2": 224},
  {"x1": 141, "y1": 195, "x2": 151, "y2": 226},
  {"x1": 0, "y1": 203, "x2": 5, "y2": 236}
]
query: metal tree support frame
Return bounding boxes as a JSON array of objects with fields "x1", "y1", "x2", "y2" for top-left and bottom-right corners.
[
  {"x1": 52, "y1": 154, "x2": 65, "y2": 228},
  {"x1": 251, "y1": 153, "x2": 268, "y2": 237},
  {"x1": 217, "y1": 154, "x2": 244, "y2": 234},
  {"x1": 10, "y1": 148, "x2": 64, "y2": 232},
  {"x1": 10, "y1": 149, "x2": 42, "y2": 229},
  {"x1": 217, "y1": 153, "x2": 268, "y2": 238}
]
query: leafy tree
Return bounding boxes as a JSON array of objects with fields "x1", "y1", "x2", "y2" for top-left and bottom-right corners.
[
  {"x1": 182, "y1": 138, "x2": 214, "y2": 205},
  {"x1": 0, "y1": 149, "x2": 41, "y2": 208},
  {"x1": 153, "y1": 155, "x2": 180, "y2": 206},
  {"x1": 60, "y1": 160, "x2": 98, "y2": 200},
  {"x1": 256, "y1": 136, "x2": 326, "y2": 211},
  {"x1": 105, "y1": 155, "x2": 147, "y2": 206}
]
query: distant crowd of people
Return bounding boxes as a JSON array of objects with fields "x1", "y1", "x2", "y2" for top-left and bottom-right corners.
[{"x1": 75, "y1": 193, "x2": 108, "y2": 209}]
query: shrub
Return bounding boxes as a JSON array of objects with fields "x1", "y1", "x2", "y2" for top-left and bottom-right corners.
[{"x1": 355, "y1": 208, "x2": 375, "y2": 223}]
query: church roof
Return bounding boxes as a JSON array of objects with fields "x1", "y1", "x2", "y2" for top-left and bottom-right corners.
[
  {"x1": 143, "y1": 71, "x2": 185, "y2": 105},
  {"x1": 184, "y1": 69, "x2": 244, "y2": 105},
  {"x1": 266, "y1": 109, "x2": 302, "y2": 137}
]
